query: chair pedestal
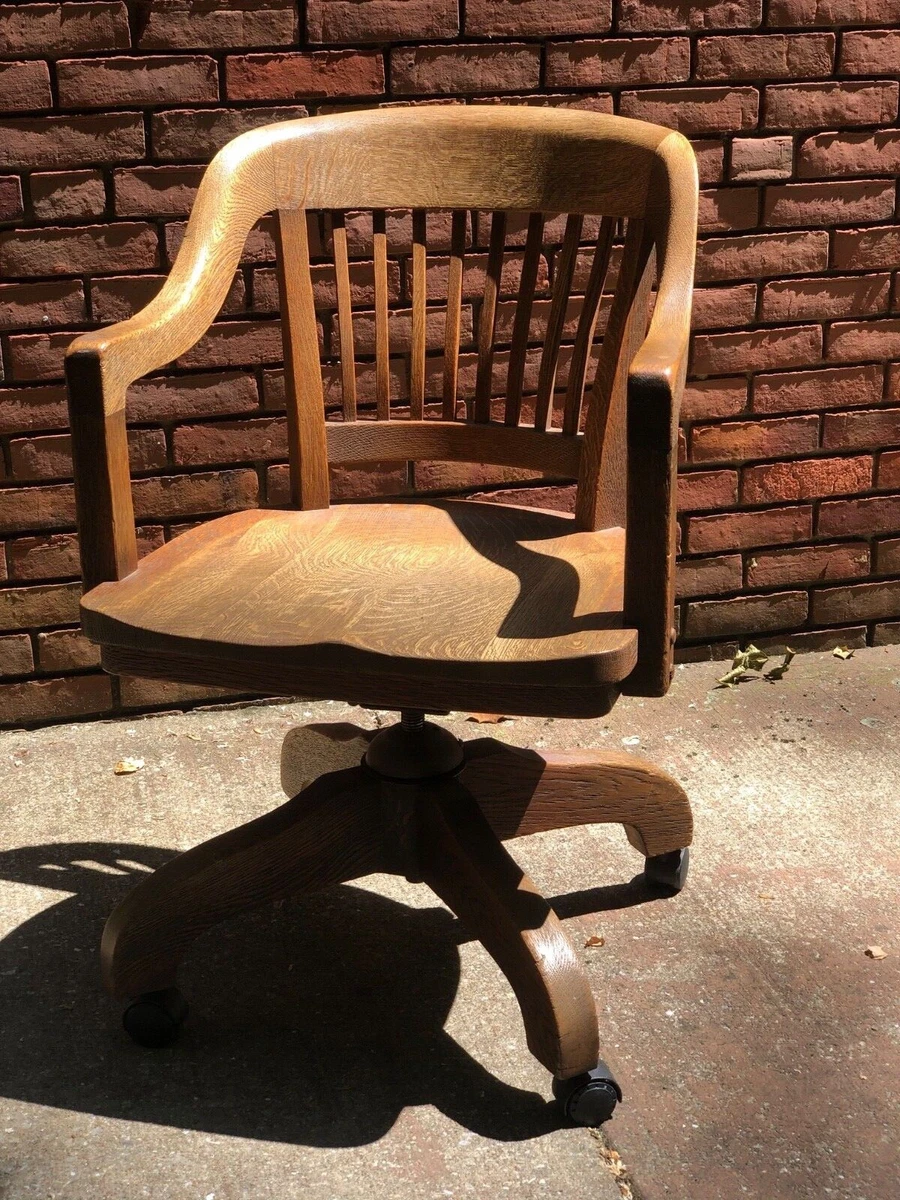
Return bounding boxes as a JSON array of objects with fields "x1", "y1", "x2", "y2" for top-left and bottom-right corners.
[{"x1": 102, "y1": 713, "x2": 692, "y2": 1119}]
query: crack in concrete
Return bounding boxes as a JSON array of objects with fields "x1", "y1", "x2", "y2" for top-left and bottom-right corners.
[{"x1": 591, "y1": 1129, "x2": 644, "y2": 1200}]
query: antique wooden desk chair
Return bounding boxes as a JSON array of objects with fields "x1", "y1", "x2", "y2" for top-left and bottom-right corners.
[{"x1": 66, "y1": 106, "x2": 698, "y2": 1126}]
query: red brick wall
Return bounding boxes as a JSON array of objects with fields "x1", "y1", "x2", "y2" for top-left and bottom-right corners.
[{"x1": 1, "y1": 1, "x2": 900, "y2": 725}]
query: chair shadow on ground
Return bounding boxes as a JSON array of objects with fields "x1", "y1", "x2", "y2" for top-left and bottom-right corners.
[{"x1": 0, "y1": 840, "x2": 656, "y2": 1147}]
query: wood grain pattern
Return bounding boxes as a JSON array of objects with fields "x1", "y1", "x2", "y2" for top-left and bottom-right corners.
[
  {"x1": 418, "y1": 778, "x2": 600, "y2": 1078},
  {"x1": 275, "y1": 207, "x2": 330, "y2": 509},
  {"x1": 535, "y1": 213, "x2": 583, "y2": 432},
  {"x1": 410, "y1": 208, "x2": 427, "y2": 420},
  {"x1": 505, "y1": 211, "x2": 545, "y2": 428},
  {"x1": 331, "y1": 211, "x2": 357, "y2": 420},
  {"x1": 372, "y1": 207, "x2": 391, "y2": 419},
  {"x1": 442, "y1": 209, "x2": 467, "y2": 420},
  {"x1": 563, "y1": 216, "x2": 615, "y2": 437},
  {"x1": 474, "y1": 210, "x2": 507, "y2": 423}
]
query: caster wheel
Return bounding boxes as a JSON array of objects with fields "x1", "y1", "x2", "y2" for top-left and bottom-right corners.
[
  {"x1": 553, "y1": 1061, "x2": 622, "y2": 1126},
  {"x1": 122, "y1": 987, "x2": 187, "y2": 1048},
  {"x1": 644, "y1": 847, "x2": 689, "y2": 895}
]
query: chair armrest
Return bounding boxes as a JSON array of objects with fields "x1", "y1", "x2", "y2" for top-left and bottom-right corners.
[{"x1": 65, "y1": 134, "x2": 277, "y2": 590}]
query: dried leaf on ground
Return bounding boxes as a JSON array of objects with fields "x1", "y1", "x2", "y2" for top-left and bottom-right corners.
[
  {"x1": 584, "y1": 935, "x2": 605, "y2": 948},
  {"x1": 833, "y1": 646, "x2": 854, "y2": 660},
  {"x1": 865, "y1": 945, "x2": 887, "y2": 960},
  {"x1": 466, "y1": 713, "x2": 511, "y2": 724},
  {"x1": 764, "y1": 647, "x2": 796, "y2": 682},
  {"x1": 717, "y1": 643, "x2": 769, "y2": 687},
  {"x1": 113, "y1": 757, "x2": 144, "y2": 775}
]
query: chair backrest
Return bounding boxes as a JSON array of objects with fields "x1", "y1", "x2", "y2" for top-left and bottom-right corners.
[{"x1": 67, "y1": 106, "x2": 698, "y2": 694}]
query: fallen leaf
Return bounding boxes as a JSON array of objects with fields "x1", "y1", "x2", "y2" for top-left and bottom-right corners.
[
  {"x1": 184, "y1": 732, "x2": 202, "y2": 741},
  {"x1": 833, "y1": 646, "x2": 854, "y2": 660},
  {"x1": 716, "y1": 643, "x2": 769, "y2": 687},
  {"x1": 764, "y1": 646, "x2": 796, "y2": 682},
  {"x1": 865, "y1": 945, "x2": 887, "y2": 960},
  {"x1": 466, "y1": 713, "x2": 511, "y2": 724},
  {"x1": 758, "y1": 892, "x2": 775, "y2": 901},
  {"x1": 113, "y1": 757, "x2": 144, "y2": 775},
  {"x1": 584, "y1": 935, "x2": 605, "y2": 948}
]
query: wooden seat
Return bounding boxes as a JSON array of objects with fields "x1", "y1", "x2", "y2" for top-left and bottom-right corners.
[
  {"x1": 82, "y1": 500, "x2": 636, "y2": 715},
  {"x1": 65, "y1": 105, "x2": 698, "y2": 1119}
]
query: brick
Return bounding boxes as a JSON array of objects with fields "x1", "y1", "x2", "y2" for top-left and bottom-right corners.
[
  {"x1": 308, "y1": 0, "x2": 458, "y2": 43},
  {"x1": 691, "y1": 284, "x2": 758, "y2": 330},
  {"x1": 173, "y1": 417, "x2": 286, "y2": 465},
  {"x1": 90, "y1": 272, "x2": 244, "y2": 323},
  {"x1": 677, "y1": 469, "x2": 738, "y2": 511},
  {"x1": 176, "y1": 320, "x2": 283, "y2": 370},
  {"x1": 0, "y1": 223, "x2": 158, "y2": 278},
  {"x1": 0, "y1": 3, "x2": 130, "y2": 56},
  {"x1": 152, "y1": 106, "x2": 308, "y2": 161},
  {"x1": 618, "y1": 0, "x2": 762, "y2": 30},
  {"x1": 686, "y1": 505, "x2": 812, "y2": 552},
  {"x1": 469, "y1": 484, "x2": 577, "y2": 514},
  {"x1": 812, "y1": 579, "x2": 900, "y2": 624},
  {"x1": 467, "y1": 0, "x2": 610, "y2": 35},
  {"x1": 0, "y1": 481, "x2": 78, "y2": 534},
  {"x1": 841, "y1": 31, "x2": 900, "y2": 74},
  {"x1": 545, "y1": 38, "x2": 688, "y2": 87},
  {"x1": 332, "y1": 208, "x2": 472, "y2": 257},
  {"x1": 675, "y1": 554, "x2": 743, "y2": 600},
  {"x1": 681, "y1": 378, "x2": 748, "y2": 420},
  {"x1": 764, "y1": 181, "x2": 894, "y2": 228},
  {"x1": 10, "y1": 428, "x2": 166, "y2": 480},
  {"x1": 139, "y1": 0, "x2": 297, "y2": 50},
  {"x1": 826, "y1": 320, "x2": 900, "y2": 364},
  {"x1": 765, "y1": 82, "x2": 898, "y2": 130},
  {"x1": 684, "y1": 591, "x2": 807, "y2": 638},
  {"x1": 761, "y1": 275, "x2": 890, "y2": 321},
  {"x1": 693, "y1": 326, "x2": 821, "y2": 376},
  {"x1": 692, "y1": 140, "x2": 725, "y2": 184},
  {"x1": 747, "y1": 542, "x2": 869, "y2": 588},
  {"x1": 696, "y1": 33, "x2": 833, "y2": 80},
  {"x1": 128, "y1": 372, "x2": 259, "y2": 422},
  {"x1": 695, "y1": 231, "x2": 829, "y2": 283},
  {"x1": 0, "y1": 60, "x2": 52, "y2": 111},
  {"x1": 799, "y1": 131, "x2": 900, "y2": 181},
  {"x1": 0, "y1": 385, "x2": 69, "y2": 434},
  {"x1": 57, "y1": 55, "x2": 218, "y2": 108},
  {"x1": 877, "y1": 451, "x2": 900, "y2": 489},
  {"x1": 7, "y1": 526, "x2": 162, "y2": 581},
  {"x1": 30, "y1": 170, "x2": 106, "y2": 220},
  {"x1": 875, "y1": 537, "x2": 900, "y2": 573},
  {"x1": 0, "y1": 674, "x2": 113, "y2": 725},
  {"x1": 874, "y1": 621, "x2": 900, "y2": 645},
  {"x1": 0, "y1": 176, "x2": 23, "y2": 221},
  {"x1": 754, "y1": 364, "x2": 884, "y2": 413},
  {"x1": 698, "y1": 188, "x2": 759, "y2": 233},
  {"x1": 730, "y1": 136, "x2": 793, "y2": 181},
  {"x1": 620, "y1": 87, "x2": 758, "y2": 134},
  {"x1": 818, "y1": 493, "x2": 900, "y2": 536},
  {"x1": 267, "y1": 461, "x2": 408, "y2": 504},
  {"x1": 131, "y1": 469, "x2": 258, "y2": 521},
  {"x1": 7, "y1": 332, "x2": 78, "y2": 382},
  {"x1": 0, "y1": 582, "x2": 81, "y2": 631},
  {"x1": 114, "y1": 165, "x2": 203, "y2": 216},
  {"x1": 0, "y1": 634, "x2": 33, "y2": 677},
  {"x1": 691, "y1": 415, "x2": 819, "y2": 463},
  {"x1": 769, "y1": 0, "x2": 900, "y2": 24},
  {"x1": 391, "y1": 45, "x2": 541, "y2": 96},
  {"x1": 0, "y1": 282, "x2": 86, "y2": 330},
  {"x1": 832, "y1": 226, "x2": 900, "y2": 272},
  {"x1": 251, "y1": 259, "x2": 402, "y2": 314},
  {"x1": 36, "y1": 628, "x2": 100, "y2": 671},
  {"x1": 757, "y1": 626, "x2": 868, "y2": 653},
  {"x1": 226, "y1": 51, "x2": 384, "y2": 101},
  {"x1": 890, "y1": 365, "x2": 900, "y2": 401},
  {"x1": 0, "y1": 114, "x2": 144, "y2": 170},
  {"x1": 742, "y1": 455, "x2": 871, "y2": 503}
]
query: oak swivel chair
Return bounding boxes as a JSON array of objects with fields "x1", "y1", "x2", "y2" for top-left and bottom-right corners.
[{"x1": 65, "y1": 106, "x2": 698, "y2": 1127}]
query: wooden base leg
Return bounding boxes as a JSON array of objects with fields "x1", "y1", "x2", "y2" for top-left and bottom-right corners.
[
  {"x1": 416, "y1": 778, "x2": 600, "y2": 1081},
  {"x1": 458, "y1": 738, "x2": 693, "y2": 859},
  {"x1": 102, "y1": 765, "x2": 383, "y2": 1001}
]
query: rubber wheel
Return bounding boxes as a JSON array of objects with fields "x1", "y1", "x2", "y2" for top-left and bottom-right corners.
[
  {"x1": 553, "y1": 1062, "x2": 622, "y2": 1126},
  {"x1": 644, "y1": 846, "x2": 690, "y2": 895},
  {"x1": 122, "y1": 987, "x2": 187, "y2": 1048}
]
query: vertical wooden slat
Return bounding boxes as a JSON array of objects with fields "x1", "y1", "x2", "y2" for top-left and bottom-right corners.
[
  {"x1": 372, "y1": 208, "x2": 391, "y2": 419},
  {"x1": 331, "y1": 211, "x2": 357, "y2": 421},
  {"x1": 505, "y1": 211, "x2": 545, "y2": 427},
  {"x1": 575, "y1": 218, "x2": 655, "y2": 531},
  {"x1": 534, "y1": 213, "x2": 583, "y2": 432},
  {"x1": 562, "y1": 216, "x2": 615, "y2": 436},
  {"x1": 442, "y1": 209, "x2": 466, "y2": 420},
  {"x1": 410, "y1": 208, "x2": 427, "y2": 420},
  {"x1": 275, "y1": 208, "x2": 330, "y2": 510},
  {"x1": 473, "y1": 210, "x2": 507, "y2": 423}
]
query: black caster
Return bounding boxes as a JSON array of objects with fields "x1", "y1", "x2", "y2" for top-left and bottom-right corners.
[
  {"x1": 553, "y1": 1061, "x2": 622, "y2": 1126},
  {"x1": 644, "y1": 847, "x2": 689, "y2": 895},
  {"x1": 122, "y1": 987, "x2": 187, "y2": 1048}
]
